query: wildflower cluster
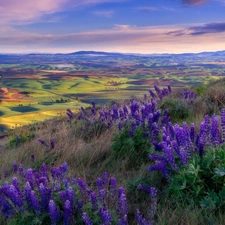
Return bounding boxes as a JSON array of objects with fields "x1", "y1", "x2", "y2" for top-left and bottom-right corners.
[
  {"x1": 1, "y1": 162, "x2": 153, "y2": 224},
  {"x1": 148, "y1": 110, "x2": 225, "y2": 177},
  {"x1": 66, "y1": 85, "x2": 172, "y2": 135}
]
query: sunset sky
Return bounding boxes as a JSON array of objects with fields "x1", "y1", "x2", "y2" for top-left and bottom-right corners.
[{"x1": 0, "y1": 0, "x2": 225, "y2": 54}]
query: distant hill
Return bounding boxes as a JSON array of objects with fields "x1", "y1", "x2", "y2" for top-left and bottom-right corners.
[
  {"x1": 1, "y1": 50, "x2": 225, "y2": 58},
  {"x1": 67, "y1": 51, "x2": 124, "y2": 56}
]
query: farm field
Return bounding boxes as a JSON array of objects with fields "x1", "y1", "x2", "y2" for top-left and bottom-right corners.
[{"x1": 1, "y1": 51, "x2": 225, "y2": 131}]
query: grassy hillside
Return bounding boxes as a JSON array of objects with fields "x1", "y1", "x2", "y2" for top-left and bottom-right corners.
[{"x1": 0, "y1": 79, "x2": 225, "y2": 225}]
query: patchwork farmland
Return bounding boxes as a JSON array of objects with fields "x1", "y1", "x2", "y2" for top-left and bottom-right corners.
[{"x1": 1, "y1": 51, "x2": 225, "y2": 131}]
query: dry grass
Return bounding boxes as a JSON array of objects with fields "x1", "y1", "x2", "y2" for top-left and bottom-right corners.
[{"x1": 0, "y1": 119, "x2": 117, "y2": 183}]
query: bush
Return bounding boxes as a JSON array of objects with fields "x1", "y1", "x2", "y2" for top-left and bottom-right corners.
[
  {"x1": 111, "y1": 125, "x2": 153, "y2": 168},
  {"x1": 8, "y1": 133, "x2": 35, "y2": 148},
  {"x1": 166, "y1": 145, "x2": 225, "y2": 211},
  {"x1": 160, "y1": 98, "x2": 191, "y2": 122}
]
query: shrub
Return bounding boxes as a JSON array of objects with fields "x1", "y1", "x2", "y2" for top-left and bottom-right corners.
[
  {"x1": 111, "y1": 125, "x2": 153, "y2": 168},
  {"x1": 166, "y1": 145, "x2": 225, "y2": 211},
  {"x1": 160, "y1": 98, "x2": 191, "y2": 122},
  {"x1": 8, "y1": 134, "x2": 35, "y2": 148}
]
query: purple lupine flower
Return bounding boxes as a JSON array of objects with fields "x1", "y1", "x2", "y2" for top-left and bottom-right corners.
[
  {"x1": 118, "y1": 215, "x2": 128, "y2": 225},
  {"x1": 49, "y1": 200, "x2": 58, "y2": 225},
  {"x1": 39, "y1": 183, "x2": 50, "y2": 211},
  {"x1": 179, "y1": 150, "x2": 188, "y2": 165},
  {"x1": 118, "y1": 187, "x2": 128, "y2": 216},
  {"x1": 82, "y1": 212, "x2": 93, "y2": 225},
  {"x1": 90, "y1": 191, "x2": 98, "y2": 211},
  {"x1": 12, "y1": 177, "x2": 20, "y2": 194},
  {"x1": 136, "y1": 209, "x2": 153, "y2": 225},
  {"x1": 0, "y1": 194, "x2": 15, "y2": 218},
  {"x1": 129, "y1": 120, "x2": 136, "y2": 137},
  {"x1": 77, "y1": 199, "x2": 83, "y2": 211},
  {"x1": 149, "y1": 187, "x2": 157, "y2": 219},
  {"x1": 12, "y1": 161, "x2": 18, "y2": 174},
  {"x1": 195, "y1": 134, "x2": 200, "y2": 150},
  {"x1": 26, "y1": 168, "x2": 34, "y2": 189},
  {"x1": 221, "y1": 108, "x2": 225, "y2": 142},
  {"x1": 66, "y1": 108, "x2": 75, "y2": 119},
  {"x1": 96, "y1": 178, "x2": 103, "y2": 190},
  {"x1": 109, "y1": 177, "x2": 117, "y2": 197},
  {"x1": 204, "y1": 115, "x2": 211, "y2": 145},
  {"x1": 190, "y1": 123, "x2": 195, "y2": 143},
  {"x1": 102, "y1": 172, "x2": 108, "y2": 187},
  {"x1": 99, "y1": 207, "x2": 112, "y2": 225},
  {"x1": 148, "y1": 160, "x2": 169, "y2": 177},
  {"x1": 63, "y1": 178, "x2": 69, "y2": 189},
  {"x1": 60, "y1": 162, "x2": 68, "y2": 174},
  {"x1": 161, "y1": 109, "x2": 170, "y2": 126},
  {"x1": 154, "y1": 85, "x2": 162, "y2": 99},
  {"x1": 30, "y1": 154, "x2": 35, "y2": 163},
  {"x1": 123, "y1": 105, "x2": 129, "y2": 115},
  {"x1": 40, "y1": 163, "x2": 49, "y2": 180},
  {"x1": 152, "y1": 141, "x2": 165, "y2": 152},
  {"x1": 162, "y1": 133, "x2": 167, "y2": 142},
  {"x1": 30, "y1": 190, "x2": 40, "y2": 214},
  {"x1": 198, "y1": 137, "x2": 205, "y2": 157},
  {"x1": 77, "y1": 178, "x2": 87, "y2": 192},
  {"x1": 168, "y1": 85, "x2": 172, "y2": 94},
  {"x1": 25, "y1": 182, "x2": 32, "y2": 208},
  {"x1": 50, "y1": 138, "x2": 55, "y2": 149},
  {"x1": 38, "y1": 176, "x2": 48, "y2": 186},
  {"x1": 168, "y1": 122, "x2": 175, "y2": 139},
  {"x1": 199, "y1": 122, "x2": 205, "y2": 142},
  {"x1": 163, "y1": 146, "x2": 177, "y2": 170},
  {"x1": 4, "y1": 169, "x2": 9, "y2": 178},
  {"x1": 149, "y1": 154, "x2": 167, "y2": 162},
  {"x1": 64, "y1": 200, "x2": 72, "y2": 225},
  {"x1": 211, "y1": 114, "x2": 220, "y2": 145},
  {"x1": 37, "y1": 138, "x2": 49, "y2": 147},
  {"x1": 91, "y1": 101, "x2": 96, "y2": 109},
  {"x1": 59, "y1": 191, "x2": 67, "y2": 205},
  {"x1": 153, "y1": 110, "x2": 161, "y2": 123},
  {"x1": 67, "y1": 187, "x2": 74, "y2": 208},
  {"x1": 98, "y1": 189, "x2": 106, "y2": 204},
  {"x1": 118, "y1": 122, "x2": 123, "y2": 131},
  {"x1": 151, "y1": 122, "x2": 159, "y2": 142},
  {"x1": 6, "y1": 184, "x2": 23, "y2": 209},
  {"x1": 149, "y1": 90, "x2": 156, "y2": 99}
]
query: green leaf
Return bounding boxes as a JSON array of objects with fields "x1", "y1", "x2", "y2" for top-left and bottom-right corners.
[{"x1": 214, "y1": 167, "x2": 225, "y2": 177}]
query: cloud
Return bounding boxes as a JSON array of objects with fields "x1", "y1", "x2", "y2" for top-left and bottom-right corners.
[
  {"x1": 113, "y1": 24, "x2": 133, "y2": 30},
  {"x1": 181, "y1": 0, "x2": 210, "y2": 6},
  {"x1": 137, "y1": 5, "x2": 175, "y2": 13},
  {"x1": 0, "y1": 0, "x2": 125, "y2": 25},
  {"x1": 92, "y1": 10, "x2": 114, "y2": 18},
  {"x1": 168, "y1": 22, "x2": 225, "y2": 36},
  {"x1": 0, "y1": 0, "x2": 69, "y2": 24},
  {"x1": 189, "y1": 22, "x2": 225, "y2": 35}
]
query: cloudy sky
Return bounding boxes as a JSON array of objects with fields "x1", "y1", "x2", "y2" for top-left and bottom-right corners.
[{"x1": 0, "y1": 0, "x2": 225, "y2": 54}]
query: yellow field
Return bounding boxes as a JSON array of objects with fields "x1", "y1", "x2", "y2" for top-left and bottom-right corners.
[{"x1": 0, "y1": 109, "x2": 75, "y2": 129}]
